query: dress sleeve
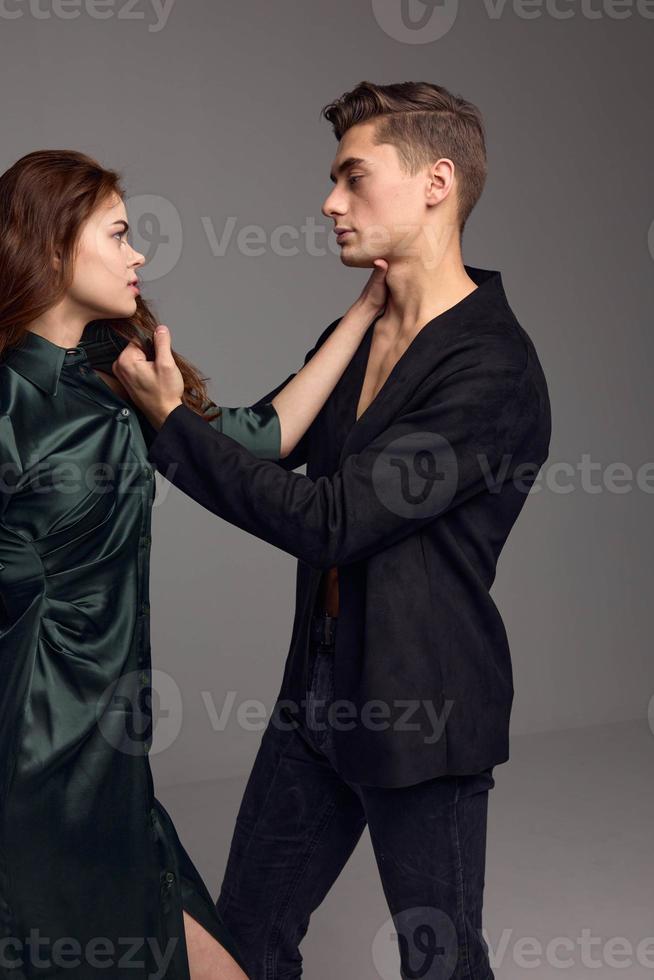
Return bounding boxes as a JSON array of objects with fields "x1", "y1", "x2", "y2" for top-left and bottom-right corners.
[
  {"x1": 202, "y1": 403, "x2": 281, "y2": 460},
  {"x1": 79, "y1": 323, "x2": 281, "y2": 459}
]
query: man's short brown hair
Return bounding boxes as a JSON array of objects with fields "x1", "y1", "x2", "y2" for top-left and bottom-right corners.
[{"x1": 321, "y1": 80, "x2": 487, "y2": 235}]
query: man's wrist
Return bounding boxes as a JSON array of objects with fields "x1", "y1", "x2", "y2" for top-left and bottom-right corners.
[{"x1": 145, "y1": 399, "x2": 184, "y2": 430}]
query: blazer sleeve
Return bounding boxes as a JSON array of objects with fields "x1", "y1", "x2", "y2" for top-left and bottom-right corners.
[{"x1": 145, "y1": 348, "x2": 545, "y2": 570}]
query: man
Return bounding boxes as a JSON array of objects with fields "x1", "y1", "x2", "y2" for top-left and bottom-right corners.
[{"x1": 109, "y1": 81, "x2": 551, "y2": 980}]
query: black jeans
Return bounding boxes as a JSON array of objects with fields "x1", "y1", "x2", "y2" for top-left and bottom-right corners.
[{"x1": 216, "y1": 612, "x2": 495, "y2": 980}]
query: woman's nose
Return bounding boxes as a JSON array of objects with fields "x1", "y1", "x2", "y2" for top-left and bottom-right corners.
[{"x1": 129, "y1": 247, "x2": 146, "y2": 267}]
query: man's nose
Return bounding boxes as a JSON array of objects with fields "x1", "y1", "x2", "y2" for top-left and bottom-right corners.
[{"x1": 321, "y1": 189, "x2": 345, "y2": 218}]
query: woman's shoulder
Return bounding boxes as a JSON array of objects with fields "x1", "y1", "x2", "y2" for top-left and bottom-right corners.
[{"x1": 0, "y1": 358, "x2": 21, "y2": 414}]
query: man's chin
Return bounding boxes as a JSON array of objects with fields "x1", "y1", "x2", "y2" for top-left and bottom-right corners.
[{"x1": 338, "y1": 247, "x2": 376, "y2": 269}]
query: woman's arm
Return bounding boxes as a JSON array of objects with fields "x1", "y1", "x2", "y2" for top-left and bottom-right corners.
[
  {"x1": 270, "y1": 260, "x2": 387, "y2": 458},
  {"x1": 79, "y1": 258, "x2": 387, "y2": 460}
]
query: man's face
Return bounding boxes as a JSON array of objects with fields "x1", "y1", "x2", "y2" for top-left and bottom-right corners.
[{"x1": 321, "y1": 119, "x2": 438, "y2": 269}]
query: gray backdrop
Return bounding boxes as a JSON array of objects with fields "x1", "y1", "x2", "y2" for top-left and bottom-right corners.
[{"x1": 2, "y1": 0, "x2": 652, "y2": 791}]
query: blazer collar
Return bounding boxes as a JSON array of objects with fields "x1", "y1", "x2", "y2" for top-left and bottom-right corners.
[{"x1": 3, "y1": 330, "x2": 88, "y2": 396}]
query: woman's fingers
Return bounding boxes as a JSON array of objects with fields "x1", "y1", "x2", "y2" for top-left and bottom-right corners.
[{"x1": 362, "y1": 258, "x2": 389, "y2": 309}]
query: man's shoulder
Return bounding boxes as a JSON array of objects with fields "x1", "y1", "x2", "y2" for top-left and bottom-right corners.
[
  {"x1": 415, "y1": 310, "x2": 550, "y2": 435},
  {"x1": 477, "y1": 283, "x2": 549, "y2": 388},
  {"x1": 437, "y1": 297, "x2": 546, "y2": 389}
]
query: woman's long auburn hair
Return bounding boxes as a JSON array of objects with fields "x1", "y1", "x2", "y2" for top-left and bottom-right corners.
[{"x1": 0, "y1": 149, "x2": 220, "y2": 420}]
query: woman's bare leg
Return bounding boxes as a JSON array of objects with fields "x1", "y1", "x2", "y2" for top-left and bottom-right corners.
[{"x1": 183, "y1": 910, "x2": 249, "y2": 980}]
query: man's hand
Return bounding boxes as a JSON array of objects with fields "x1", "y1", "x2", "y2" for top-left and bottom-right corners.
[{"x1": 113, "y1": 325, "x2": 184, "y2": 430}]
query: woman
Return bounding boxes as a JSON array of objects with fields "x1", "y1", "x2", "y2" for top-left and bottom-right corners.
[{"x1": 0, "y1": 150, "x2": 387, "y2": 979}]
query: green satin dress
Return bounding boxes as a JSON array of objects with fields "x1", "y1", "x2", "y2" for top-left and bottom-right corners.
[{"x1": 0, "y1": 324, "x2": 280, "y2": 979}]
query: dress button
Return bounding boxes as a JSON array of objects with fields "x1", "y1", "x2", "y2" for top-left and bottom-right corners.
[
  {"x1": 164, "y1": 871, "x2": 175, "y2": 884},
  {"x1": 120, "y1": 407, "x2": 130, "y2": 417},
  {"x1": 139, "y1": 670, "x2": 149, "y2": 686}
]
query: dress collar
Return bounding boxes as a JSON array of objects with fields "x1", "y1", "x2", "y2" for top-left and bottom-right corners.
[{"x1": 3, "y1": 330, "x2": 88, "y2": 396}]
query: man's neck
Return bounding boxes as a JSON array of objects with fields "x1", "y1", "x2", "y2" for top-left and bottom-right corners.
[{"x1": 380, "y1": 250, "x2": 477, "y2": 344}]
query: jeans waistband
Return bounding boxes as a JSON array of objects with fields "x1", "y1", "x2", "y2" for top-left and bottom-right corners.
[{"x1": 310, "y1": 611, "x2": 338, "y2": 649}]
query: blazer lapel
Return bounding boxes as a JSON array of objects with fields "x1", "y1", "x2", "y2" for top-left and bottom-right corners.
[{"x1": 336, "y1": 315, "x2": 449, "y2": 465}]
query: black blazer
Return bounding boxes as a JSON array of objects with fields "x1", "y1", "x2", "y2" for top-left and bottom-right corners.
[{"x1": 147, "y1": 266, "x2": 552, "y2": 787}]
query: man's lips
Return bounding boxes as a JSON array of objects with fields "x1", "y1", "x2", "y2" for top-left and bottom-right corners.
[{"x1": 335, "y1": 228, "x2": 354, "y2": 243}]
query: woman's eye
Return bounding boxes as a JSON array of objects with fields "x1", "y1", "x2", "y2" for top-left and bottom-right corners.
[{"x1": 113, "y1": 231, "x2": 128, "y2": 243}]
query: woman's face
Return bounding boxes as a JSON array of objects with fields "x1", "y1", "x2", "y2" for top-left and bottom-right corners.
[{"x1": 66, "y1": 192, "x2": 145, "y2": 320}]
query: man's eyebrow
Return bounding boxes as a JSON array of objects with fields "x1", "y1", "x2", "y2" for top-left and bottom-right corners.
[
  {"x1": 329, "y1": 157, "x2": 367, "y2": 183},
  {"x1": 111, "y1": 219, "x2": 130, "y2": 233}
]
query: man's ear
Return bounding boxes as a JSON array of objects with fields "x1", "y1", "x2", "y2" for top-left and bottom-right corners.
[{"x1": 425, "y1": 158, "x2": 455, "y2": 207}]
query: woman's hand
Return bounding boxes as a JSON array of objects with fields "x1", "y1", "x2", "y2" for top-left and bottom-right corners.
[
  {"x1": 351, "y1": 258, "x2": 389, "y2": 318},
  {"x1": 269, "y1": 258, "x2": 389, "y2": 457}
]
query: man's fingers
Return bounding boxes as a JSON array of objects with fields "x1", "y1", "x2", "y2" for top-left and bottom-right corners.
[
  {"x1": 114, "y1": 341, "x2": 146, "y2": 376},
  {"x1": 123, "y1": 341, "x2": 147, "y2": 360},
  {"x1": 153, "y1": 325, "x2": 176, "y2": 366}
]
